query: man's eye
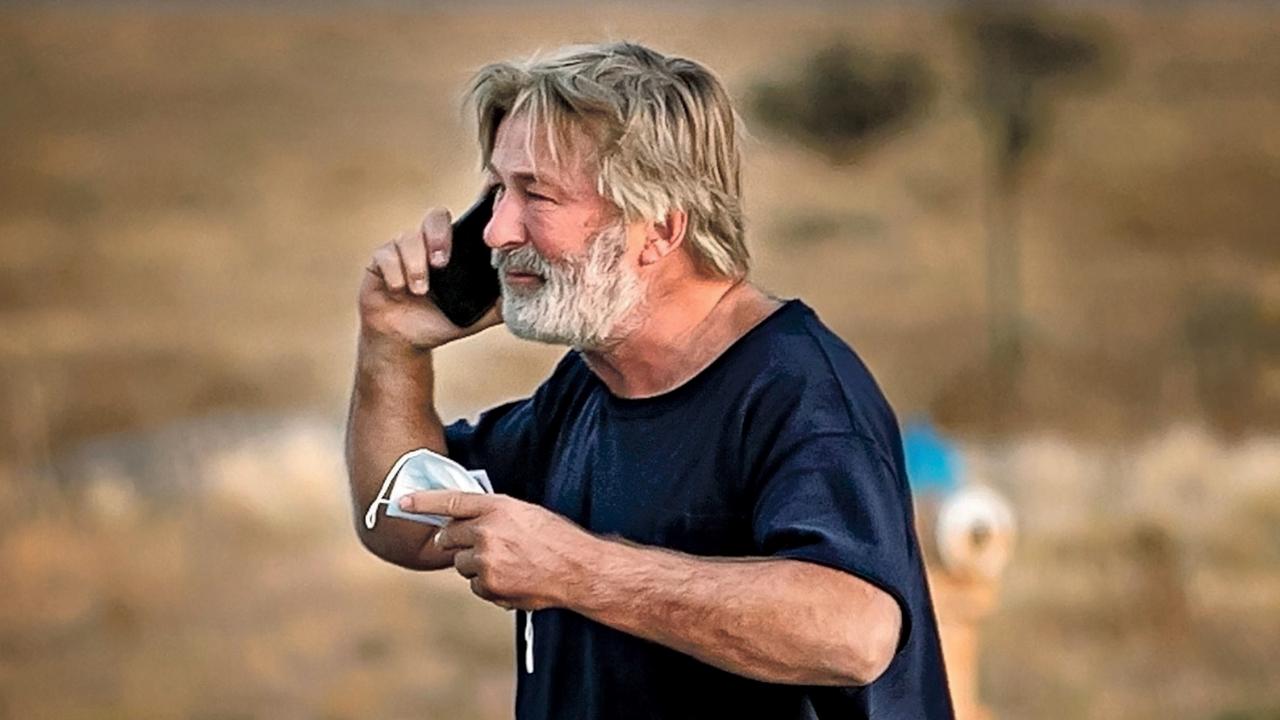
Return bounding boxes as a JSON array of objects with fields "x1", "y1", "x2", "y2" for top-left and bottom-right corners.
[{"x1": 489, "y1": 182, "x2": 551, "y2": 204}]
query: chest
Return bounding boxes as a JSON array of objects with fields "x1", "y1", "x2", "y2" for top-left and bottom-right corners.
[{"x1": 537, "y1": 395, "x2": 756, "y2": 556}]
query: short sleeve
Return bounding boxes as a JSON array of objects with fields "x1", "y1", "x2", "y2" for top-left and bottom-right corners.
[
  {"x1": 442, "y1": 351, "x2": 582, "y2": 501},
  {"x1": 751, "y1": 430, "x2": 918, "y2": 652},
  {"x1": 444, "y1": 397, "x2": 540, "y2": 500}
]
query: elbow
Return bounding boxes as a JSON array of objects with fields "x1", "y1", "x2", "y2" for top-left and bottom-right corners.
[
  {"x1": 852, "y1": 622, "x2": 899, "y2": 686},
  {"x1": 839, "y1": 595, "x2": 902, "y2": 686},
  {"x1": 353, "y1": 521, "x2": 407, "y2": 566}
]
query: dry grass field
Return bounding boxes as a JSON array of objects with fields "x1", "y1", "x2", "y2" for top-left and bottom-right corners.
[{"x1": 1, "y1": 2, "x2": 1279, "y2": 718}]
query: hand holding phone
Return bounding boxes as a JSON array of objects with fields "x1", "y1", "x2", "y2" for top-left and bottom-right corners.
[
  {"x1": 428, "y1": 185, "x2": 501, "y2": 327},
  {"x1": 359, "y1": 186, "x2": 502, "y2": 349}
]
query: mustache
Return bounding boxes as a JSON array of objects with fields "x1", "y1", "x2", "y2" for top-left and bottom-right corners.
[
  {"x1": 490, "y1": 221, "x2": 627, "y2": 279},
  {"x1": 491, "y1": 245, "x2": 551, "y2": 277}
]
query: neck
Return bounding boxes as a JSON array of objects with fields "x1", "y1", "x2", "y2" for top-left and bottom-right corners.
[{"x1": 579, "y1": 275, "x2": 779, "y2": 399}]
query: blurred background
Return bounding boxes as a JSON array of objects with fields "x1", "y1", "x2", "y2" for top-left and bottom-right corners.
[{"x1": 2, "y1": 1, "x2": 1278, "y2": 718}]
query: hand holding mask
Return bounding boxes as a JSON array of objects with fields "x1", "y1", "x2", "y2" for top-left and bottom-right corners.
[{"x1": 365, "y1": 448, "x2": 492, "y2": 529}]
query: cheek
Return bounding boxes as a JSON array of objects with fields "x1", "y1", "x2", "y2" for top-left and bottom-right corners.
[
  {"x1": 525, "y1": 210, "x2": 584, "y2": 260},
  {"x1": 524, "y1": 206, "x2": 558, "y2": 235}
]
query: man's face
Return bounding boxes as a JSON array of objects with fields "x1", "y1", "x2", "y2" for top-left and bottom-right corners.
[{"x1": 484, "y1": 113, "x2": 645, "y2": 349}]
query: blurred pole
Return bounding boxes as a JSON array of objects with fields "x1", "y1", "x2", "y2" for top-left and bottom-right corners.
[{"x1": 986, "y1": 167, "x2": 1023, "y2": 425}]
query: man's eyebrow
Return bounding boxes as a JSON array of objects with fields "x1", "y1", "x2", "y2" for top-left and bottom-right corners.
[{"x1": 485, "y1": 161, "x2": 567, "y2": 191}]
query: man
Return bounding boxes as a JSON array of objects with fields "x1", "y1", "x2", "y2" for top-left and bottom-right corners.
[{"x1": 346, "y1": 41, "x2": 953, "y2": 719}]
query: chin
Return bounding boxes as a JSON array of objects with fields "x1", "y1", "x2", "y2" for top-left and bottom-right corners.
[
  {"x1": 502, "y1": 305, "x2": 607, "y2": 349},
  {"x1": 504, "y1": 321, "x2": 566, "y2": 346}
]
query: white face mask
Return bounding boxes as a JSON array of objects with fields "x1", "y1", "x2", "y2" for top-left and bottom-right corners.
[{"x1": 364, "y1": 448, "x2": 491, "y2": 529}]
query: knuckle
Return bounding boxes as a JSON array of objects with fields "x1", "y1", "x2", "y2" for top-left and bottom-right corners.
[
  {"x1": 445, "y1": 494, "x2": 464, "y2": 517},
  {"x1": 487, "y1": 508, "x2": 511, "y2": 527}
]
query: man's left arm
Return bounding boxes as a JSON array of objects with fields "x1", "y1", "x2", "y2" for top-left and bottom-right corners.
[
  {"x1": 398, "y1": 491, "x2": 902, "y2": 687},
  {"x1": 571, "y1": 532, "x2": 902, "y2": 687}
]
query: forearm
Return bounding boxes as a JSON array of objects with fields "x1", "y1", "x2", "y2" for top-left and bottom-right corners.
[
  {"x1": 344, "y1": 330, "x2": 450, "y2": 570},
  {"x1": 564, "y1": 537, "x2": 900, "y2": 686}
]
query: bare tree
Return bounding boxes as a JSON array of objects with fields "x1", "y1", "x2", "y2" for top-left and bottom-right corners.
[{"x1": 955, "y1": 2, "x2": 1112, "y2": 423}]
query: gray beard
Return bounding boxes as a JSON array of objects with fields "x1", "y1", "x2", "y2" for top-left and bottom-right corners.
[{"x1": 491, "y1": 222, "x2": 645, "y2": 350}]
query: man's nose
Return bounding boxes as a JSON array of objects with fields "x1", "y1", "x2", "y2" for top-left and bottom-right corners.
[{"x1": 483, "y1": 189, "x2": 525, "y2": 251}]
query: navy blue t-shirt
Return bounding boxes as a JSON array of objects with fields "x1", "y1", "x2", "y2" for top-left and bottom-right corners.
[{"x1": 444, "y1": 298, "x2": 953, "y2": 719}]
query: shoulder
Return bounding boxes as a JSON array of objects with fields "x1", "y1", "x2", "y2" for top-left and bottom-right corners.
[{"x1": 735, "y1": 299, "x2": 900, "y2": 449}]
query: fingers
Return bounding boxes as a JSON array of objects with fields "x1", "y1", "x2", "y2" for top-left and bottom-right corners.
[
  {"x1": 454, "y1": 542, "x2": 513, "y2": 609},
  {"x1": 421, "y1": 207, "x2": 452, "y2": 270},
  {"x1": 468, "y1": 577, "x2": 516, "y2": 611},
  {"x1": 400, "y1": 489, "x2": 493, "y2": 520},
  {"x1": 470, "y1": 577, "x2": 502, "y2": 603},
  {"x1": 434, "y1": 518, "x2": 481, "y2": 552},
  {"x1": 370, "y1": 244, "x2": 407, "y2": 292},
  {"x1": 394, "y1": 228, "x2": 429, "y2": 295},
  {"x1": 366, "y1": 204, "x2": 450, "y2": 297},
  {"x1": 453, "y1": 548, "x2": 479, "y2": 578}
]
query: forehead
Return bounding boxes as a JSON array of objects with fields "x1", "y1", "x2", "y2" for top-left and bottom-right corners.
[{"x1": 489, "y1": 112, "x2": 600, "y2": 198}]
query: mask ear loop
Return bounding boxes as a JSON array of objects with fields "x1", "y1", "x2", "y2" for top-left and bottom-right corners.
[
  {"x1": 363, "y1": 480, "x2": 393, "y2": 530},
  {"x1": 524, "y1": 609, "x2": 535, "y2": 674},
  {"x1": 364, "y1": 449, "x2": 421, "y2": 530}
]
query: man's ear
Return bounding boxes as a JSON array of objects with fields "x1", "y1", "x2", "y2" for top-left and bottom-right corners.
[{"x1": 638, "y1": 210, "x2": 689, "y2": 267}]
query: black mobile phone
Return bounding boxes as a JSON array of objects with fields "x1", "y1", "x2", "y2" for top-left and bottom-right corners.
[{"x1": 428, "y1": 186, "x2": 501, "y2": 327}]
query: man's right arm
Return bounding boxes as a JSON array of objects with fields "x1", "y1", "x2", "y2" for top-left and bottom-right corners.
[
  {"x1": 345, "y1": 332, "x2": 453, "y2": 570},
  {"x1": 345, "y1": 196, "x2": 502, "y2": 571}
]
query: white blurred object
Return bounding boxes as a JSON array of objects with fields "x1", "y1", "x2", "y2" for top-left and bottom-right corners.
[{"x1": 936, "y1": 484, "x2": 1016, "y2": 581}]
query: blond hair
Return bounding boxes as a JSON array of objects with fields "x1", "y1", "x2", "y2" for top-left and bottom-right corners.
[{"x1": 465, "y1": 41, "x2": 749, "y2": 279}]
